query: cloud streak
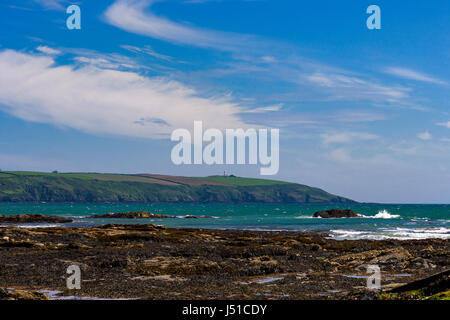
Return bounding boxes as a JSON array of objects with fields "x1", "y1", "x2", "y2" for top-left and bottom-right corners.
[
  {"x1": 437, "y1": 121, "x2": 450, "y2": 129},
  {"x1": 104, "y1": 0, "x2": 260, "y2": 52},
  {"x1": 120, "y1": 44, "x2": 173, "y2": 61},
  {"x1": 384, "y1": 67, "x2": 447, "y2": 85},
  {"x1": 418, "y1": 131, "x2": 432, "y2": 141},
  {"x1": 0, "y1": 49, "x2": 248, "y2": 139},
  {"x1": 321, "y1": 132, "x2": 378, "y2": 145},
  {"x1": 103, "y1": 1, "x2": 421, "y2": 107},
  {"x1": 36, "y1": 45, "x2": 61, "y2": 55},
  {"x1": 33, "y1": 0, "x2": 70, "y2": 10},
  {"x1": 306, "y1": 72, "x2": 411, "y2": 102}
]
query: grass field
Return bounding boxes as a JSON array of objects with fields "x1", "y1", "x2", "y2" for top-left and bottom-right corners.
[
  {"x1": 194, "y1": 176, "x2": 292, "y2": 186},
  {"x1": 1, "y1": 172, "x2": 179, "y2": 185},
  {"x1": 139, "y1": 174, "x2": 231, "y2": 186},
  {"x1": 0, "y1": 172, "x2": 291, "y2": 186},
  {"x1": 2, "y1": 171, "x2": 100, "y2": 179},
  {"x1": 0, "y1": 171, "x2": 353, "y2": 203}
]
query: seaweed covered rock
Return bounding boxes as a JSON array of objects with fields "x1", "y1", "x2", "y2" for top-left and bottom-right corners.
[
  {"x1": 0, "y1": 214, "x2": 73, "y2": 223},
  {"x1": 313, "y1": 209, "x2": 359, "y2": 218},
  {"x1": 390, "y1": 269, "x2": 450, "y2": 296},
  {"x1": 0, "y1": 288, "x2": 49, "y2": 300},
  {"x1": 90, "y1": 211, "x2": 214, "y2": 219},
  {"x1": 91, "y1": 211, "x2": 171, "y2": 219}
]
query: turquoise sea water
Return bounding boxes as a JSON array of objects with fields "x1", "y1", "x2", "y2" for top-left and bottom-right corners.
[{"x1": 0, "y1": 203, "x2": 449, "y2": 240}]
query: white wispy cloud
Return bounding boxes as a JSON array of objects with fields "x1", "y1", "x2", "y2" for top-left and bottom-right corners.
[
  {"x1": 384, "y1": 67, "x2": 447, "y2": 85},
  {"x1": 418, "y1": 131, "x2": 432, "y2": 141},
  {"x1": 73, "y1": 55, "x2": 137, "y2": 70},
  {"x1": 388, "y1": 144, "x2": 419, "y2": 156},
  {"x1": 101, "y1": 1, "x2": 421, "y2": 106},
  {"x1": 36, "y1": 45, "x2": 61, "y2": 55},
  {"x1": 64, "y1": 47, "x2": 167, "y2": 72},
  {"x1": 332, "y1": 110, "x2": 387, "y2": 123},
  {"x1": 329, "y1": 148, "x2": 352, "y2": 163},
  {"x1": 437, "y1": 121, "x2": 450, "y2": 128},
  {"x1": 104, "y1": 0, "x2": 260, "y2": 52},
  {"x1": 261, "y1": 56, "x2": 277, "y2": 63},
  {"x1": 306, "y1": 72, "x2": 411, "y2": 102},
  {"x1": 321, "y1": 132, "x2": 378, "y2": 145},
  {"x1": 240, "y1": 104, "x2": 283, "y2": 114},
  {"x1": 0, "y1": 49, "x2": 248, "y2": 139},
  {"x1": 33, "y1": 0, "x2": 70, "y2": 10},
  {"x1": 120, "y1": 44, "x2": 173, "y2": 61},
  {"x1": 32, "y1": 1, "x2": 431, "y2": 114}
]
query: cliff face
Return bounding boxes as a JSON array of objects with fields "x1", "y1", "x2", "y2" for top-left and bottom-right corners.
[{"x1": 0, "y1": 172, "x2": 355, "y2": 204}]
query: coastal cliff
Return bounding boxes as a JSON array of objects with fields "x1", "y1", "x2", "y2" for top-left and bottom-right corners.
[{"x1": 0, "y1": 172, "x2": 355, "y2": 204}]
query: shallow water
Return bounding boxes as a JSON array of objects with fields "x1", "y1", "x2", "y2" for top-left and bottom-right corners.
[
  {"x1": 39, "y1": 290, "x2": 137, "y2": 300},
  {"x1": 249, "y1": 275, "x2": 286, "y2": 284},
  {"x1": 0, "y1": 203, "x2": 448, "y2": 240},
  {"x1": 6, "y1": 288, "x2": 135, "y2": 300}
]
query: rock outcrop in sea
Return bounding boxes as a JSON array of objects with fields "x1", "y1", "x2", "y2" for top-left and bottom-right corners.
[
  {"x1": 90, "y1": 211, "x2": 213, "y2": 219},
  {"x1": 313, "y1": 209, "x2": 360, "y2": 218}
]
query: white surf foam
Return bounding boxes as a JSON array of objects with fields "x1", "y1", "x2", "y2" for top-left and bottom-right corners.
[
  {"x1": 0, "y1": 224, "x2": 61, "y2": 228},
  {"x1": 329, "y1": 227, "x2": 450, "y2": 240},
  {"x1": 360, "y1": 209, "x2": 400, "y2": 219}
]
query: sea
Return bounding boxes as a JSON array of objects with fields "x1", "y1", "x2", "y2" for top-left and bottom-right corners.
[{"x1": 0, "y1": 203, "x2": 449, "y2": 240}]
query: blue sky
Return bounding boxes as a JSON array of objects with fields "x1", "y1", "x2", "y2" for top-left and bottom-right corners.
[{"x1": 0, "y1": 0, "x2": 449, "y2": 203}]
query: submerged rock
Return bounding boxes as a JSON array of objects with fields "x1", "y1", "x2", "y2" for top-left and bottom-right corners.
[
  {"x1": 313, "y1": 209, "x2": 359, "y2": 218},
  {"x1": 0, "y1": 214, "x2": 73, "y2": 223},
  {"x1": 91, "y1": 211, "x2": 171, "y2": 219},
  {"x1": 90, "y1": 211, "x2": 213, "y2": 219}
]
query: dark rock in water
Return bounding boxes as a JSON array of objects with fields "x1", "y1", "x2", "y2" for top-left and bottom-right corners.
[
  {"x1": 90, "y1": 211, "x2": 215, "y2": 219},
  {"x1": 313, "y1": 209, "x2": 359, "y2": 218},
  {"x1": 0, "y1": 214, "x2": 73, "y2": 223},
  {"x1": 91, "y1": 211, "x2": 171, "y2": 219}
]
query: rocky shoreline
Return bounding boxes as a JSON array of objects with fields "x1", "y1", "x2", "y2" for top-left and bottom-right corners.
[
  {"x1": 0, "y1": 224, "x2": 448, "y2": 300},
  {"x1": 0, "y1": 214, "x2": 73, "y2": 224}
]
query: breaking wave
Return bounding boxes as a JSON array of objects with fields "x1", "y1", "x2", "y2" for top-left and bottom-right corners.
[
  {"x1": 361, "y1": 209, "x2": 400, "y2": 219},
  {"x1": 329, "y1": 227, "x2": 450, "y2": 240}
]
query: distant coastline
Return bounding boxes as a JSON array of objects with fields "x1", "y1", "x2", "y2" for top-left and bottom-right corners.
[{"x1": 0, "y1": 171, "x2": 355, "y2": 204}]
